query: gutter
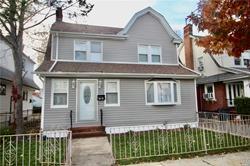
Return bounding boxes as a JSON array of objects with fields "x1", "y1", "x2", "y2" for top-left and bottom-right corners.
[{"x1": 50, "y1": 30, "x2": 128, "y2": 40}]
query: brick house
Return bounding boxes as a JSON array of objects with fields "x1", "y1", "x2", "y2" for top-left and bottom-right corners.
[{"x1": 179, "y1": 24, "x2": 250, "y2": 113}]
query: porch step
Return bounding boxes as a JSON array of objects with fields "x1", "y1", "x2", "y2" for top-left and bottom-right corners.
[
  {"x1": 71, "y1": 126, "x2": 106, "y2": 138},
  {"x1": 72, "y1": 131, "x2": 106, "y2": 138}
]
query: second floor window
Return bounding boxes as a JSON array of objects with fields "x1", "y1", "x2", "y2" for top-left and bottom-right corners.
[
  {"x1": 138, "y1": 45, "x2": 161, "y2": 64},
  {"x1": 74, "y1": 40, "x2": 102, "y2": 62}
]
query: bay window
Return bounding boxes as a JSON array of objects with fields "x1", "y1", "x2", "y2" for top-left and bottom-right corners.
[
  {"x1": 104, "y1": 80, "x2": 120, "y2": 106},
  {"x1": 51, "y1": 79, "x2": 68, "y2": 108},
  {"x1": 146, "y1": 81, "x2": 180, "y2": 105}
]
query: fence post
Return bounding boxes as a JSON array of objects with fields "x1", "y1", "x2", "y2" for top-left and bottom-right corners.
[{"x1": 202, "y1": 123, "x2": 208, "y2": 154}]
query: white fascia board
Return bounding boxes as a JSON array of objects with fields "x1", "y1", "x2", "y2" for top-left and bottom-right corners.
[{"x1": 50, "y1": 31, "x2": 128, "y2": 40}]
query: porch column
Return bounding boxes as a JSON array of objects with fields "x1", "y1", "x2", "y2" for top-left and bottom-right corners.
[{"x1": 243, "y1": 80, "x2": 250, "y2": 97}]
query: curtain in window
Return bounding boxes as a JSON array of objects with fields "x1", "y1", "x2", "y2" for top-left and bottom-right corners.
[
  {"x1": 157, "y1": 83, "x2": 171, "y2": 103},
  {"x1": 146, "y1": 83, "x2": 154, "y2": 103}
]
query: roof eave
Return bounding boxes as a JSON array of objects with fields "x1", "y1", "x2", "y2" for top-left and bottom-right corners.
[
  {"x1": 50, "y1": 30, "x2": 128, "y2": 40},
  {"x1": 35, "y1": 71, "x2": 199, "y2": 79}
]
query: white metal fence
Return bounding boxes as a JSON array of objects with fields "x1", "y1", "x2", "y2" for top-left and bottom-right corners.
[
  {"x1": 109, "y1": 113, "x2": 250, "y2": 161},
  {"x1": 0, "y1": 130, "x2": 72, "y2": 165}
]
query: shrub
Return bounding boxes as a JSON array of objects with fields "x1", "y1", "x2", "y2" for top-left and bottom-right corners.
[
  {"x1": 0, "y1": 126, "x2": 15, "y2": 135},
  {"x1": 234, "y1": 97, "x2": 250, "y2": 115}
]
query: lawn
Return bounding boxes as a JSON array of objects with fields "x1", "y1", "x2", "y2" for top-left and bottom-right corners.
[
  {"x1": 0, "y1": 135, "x2": 67, "y2": 165},
  {"x1": 110, "y1": 128, "x2": 250, "y2": 164}
]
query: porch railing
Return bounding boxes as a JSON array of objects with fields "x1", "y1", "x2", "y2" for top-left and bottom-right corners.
[{"x1": 109, "y1": 113, "x2": 250, "y2": 161}]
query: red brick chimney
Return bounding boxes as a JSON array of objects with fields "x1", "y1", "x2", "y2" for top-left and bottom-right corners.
[
  {"x1": 184, "y1": 24, "x2": 194, "y2": 70},
  {"x1": 56, "y1": 7, "x2": 63, "y2": 22}
]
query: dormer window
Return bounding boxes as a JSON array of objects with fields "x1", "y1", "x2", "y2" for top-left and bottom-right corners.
[
  {"x1": 138, "y1": 45, "x2": 161, "y2": 64},
  {"x1": 74, "y1": 40, "x2": 102, "y2": 62}
]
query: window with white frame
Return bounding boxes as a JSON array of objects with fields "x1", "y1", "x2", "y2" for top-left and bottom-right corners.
[
  {"x1": 74, "y1": 40, "x2": 102, "y2": 62},
  {"x1": 204, "y1": 84, "x2": 215, "y2": 100},
  {"x1": 138, "y1": 45, "x2": 161, "y2": 63},
  {"x1": 104, "y1": 80, "x2": 120, "y2": 106},
  {"x1": 226, "y1": 83, "x2": 244, "y2": 106},
  {"x1": 145, "y1": 81, "x2": 180, "y2": 105},
  {"x1": 51, "y1": 79, "x2": 68, "y2": 108}
]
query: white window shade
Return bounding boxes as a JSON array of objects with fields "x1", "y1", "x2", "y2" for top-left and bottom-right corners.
[
  {"x1": 75, "y1": 41, "x2": 87, "y2": 51},
  {"x1": 91, "y1": 42, "x2": 101, "y2": 53},
  {"x1": 138, "y1": 45, "x2": 148, "y2": 54},
  {"x1": 105, "y1": 80, "x2": 120, "y2": 106},
  {"x1": 151, "y1": 46, "x2": 160, "y2": 55},
  {"x1": 53, "y1": 80, "x2": 68, "y2": 93}
]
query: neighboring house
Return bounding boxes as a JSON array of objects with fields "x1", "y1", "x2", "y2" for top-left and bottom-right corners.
[
  {"x1": 179, "y1": 24, "x2": 250, "y2": 113},
  {"x1": 36, "y1": 7, "x2": 199, "y2": 131},
  {"x1": 32, "y1": 91, "x2": 42, "y2": 108},
  {"x1": 0, "y1": 38, "x2": 39, "y2": 123}
]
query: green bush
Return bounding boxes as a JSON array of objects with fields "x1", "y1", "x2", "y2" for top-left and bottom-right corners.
[
  {"x1": 0, "y1": 126, "x2": 15, "y2": 135},
  {"x1": 234, "y1": 97, "x2": 250, "y2": 115}
]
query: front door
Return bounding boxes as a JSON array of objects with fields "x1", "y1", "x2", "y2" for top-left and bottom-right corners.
[{"x1": 78, "y1": 80, "x2": 97, "y2": 121}]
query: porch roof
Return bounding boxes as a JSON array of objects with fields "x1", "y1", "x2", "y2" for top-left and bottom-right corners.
[
  {"x1": 0, "y1": 67, "x2": 39, "y2": 89},
  {"x1": 36, "y1": 61, "x2": 198, "y2": 77},
  {"x1": 197, "y1": 72, "x2": 249, "y2": 84}
]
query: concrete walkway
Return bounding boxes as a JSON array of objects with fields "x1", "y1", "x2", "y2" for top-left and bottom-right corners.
[
  {"x1": 72, "y1": 137, "x2": 115, "y2": 166},
  {"x1": 129, "y1": 151, "x2": 250, "y2": 166}
]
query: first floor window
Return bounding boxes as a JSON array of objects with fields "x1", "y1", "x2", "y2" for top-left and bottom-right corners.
[
  {"x1": 234, "y1": 58, "x2": 241, "y2": 66},
  {"x1": 204, "y1": 84, "x2": 215, "y2": 100},
  {"x1": 51, "y1": 79, "x2": 68, "y2": 108},
  {"x1": 22, "y1": 90, "x2": 28, "y2": 101},
  {"x1": 226, "y1": 83, "x2": 244, "y2": 106},
  {"x1": 0, "y1": 84, "x2": 6, "y2": 95},
  {"x1": 104, "y1": 80, "x2": 120, "y2": 106},
  {"x1": 146, "y1": 81, "x2": 180, "y2": 105}
]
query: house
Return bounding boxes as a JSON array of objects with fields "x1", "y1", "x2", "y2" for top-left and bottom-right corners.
[
  {"x1": 36, "y1": 7, "x2": 199, "y2": 132},
  {"x1": 0, "y1": 38, "x2": 39, "y2": 124},
  {"x1": 179, "y1": 24, "x2": 250, "y2": 113}
]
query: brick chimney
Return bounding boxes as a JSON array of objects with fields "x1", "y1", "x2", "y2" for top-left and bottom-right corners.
[
  {"x1": 56, "y1": 7, "x2": 63, "y2": 22},
  {"x1": 184, "y1": 24, "x2": 194, "y2": 70}
]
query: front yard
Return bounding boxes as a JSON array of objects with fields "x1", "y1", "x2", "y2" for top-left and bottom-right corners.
[{"x1": 110, "y1": 127, "x2": 250, "y2": 165}]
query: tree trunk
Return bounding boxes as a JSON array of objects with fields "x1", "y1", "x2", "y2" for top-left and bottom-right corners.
[{"x1": 13, "y1": 47, "x2": 24, "y2": 134}]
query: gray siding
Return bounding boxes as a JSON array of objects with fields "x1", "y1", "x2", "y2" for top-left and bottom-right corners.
[
  {"x1": 52, "y1": 13, "x2": 178, "y2": 64},
  {"x1": 43, "y1": 77, "x2": 197, "y2": 129}
]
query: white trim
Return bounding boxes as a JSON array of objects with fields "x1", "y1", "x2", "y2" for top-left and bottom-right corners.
[
  {"x1": 75, "y1": 79, "x2": 99, "y2": 123},
  {"x1": 106, "y1": 122, "x2": 198, "y2": 134},
  {"x1": 51, "y1": 30, "x2": 128, "y2": 40},
  {"x1": 43, "y1": 59, "x2": 179, "y2": 66},
  {"x1": 194, "y1": 79, "x2": 199, "y2": 121},
  {"x1": 144, "y1": 80, "x2": 181, "y2": 105},
  {"x1": 49, "y1": 60, "x2": 57, "y2": 72},
  {"x1": 118, "y1": 7, "x2": 182, "y2": 44},
  {"x1": 56, "y1": 33, "x2": 59, "y2": 60},
  {"x1": 204, "y1": 83, "x2": 216, "y2": 101},
  {"x1": 104, "y1": 79, "x2": 120, "y2": 107},
  {"x1": 50, "y1": 79, "x2": 69, "y2": 109},
  {"x1": 41, "y1": 77, "x2": 46, "y2": 130},
  {"x1": 137, "y1": 44, "x2": 162, "y2": 64}
]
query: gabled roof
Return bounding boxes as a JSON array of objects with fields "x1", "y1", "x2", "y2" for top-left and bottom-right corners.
[{"x1": 118, "y1": 7, "x2": 182, "y2": 44}]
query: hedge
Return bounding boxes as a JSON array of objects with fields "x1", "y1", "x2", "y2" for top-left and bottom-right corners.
[{"x1": 234, "y1": 97, "x2": 250, "y2": 115}]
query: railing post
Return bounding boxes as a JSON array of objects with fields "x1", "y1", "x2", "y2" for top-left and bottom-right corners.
[
  {"x1": 70, "y1": 110, "x2": 73, "y2": 130},
  {"x1": 100, "y1": 109, "x2": 103, "y2": 126},
  {"x1": 202, "y1": 123, "x2": 208, "y2": 154}
]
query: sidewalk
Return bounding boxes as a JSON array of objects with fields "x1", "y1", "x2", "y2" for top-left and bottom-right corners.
[
  {"x1": 72, "y1": 137, "x2": 115, "y2": 166},
  {"x1": 129, "y1": 151, "x2": 250, "y2": 166}
]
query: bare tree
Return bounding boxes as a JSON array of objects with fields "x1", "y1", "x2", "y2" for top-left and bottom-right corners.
[{"x1": 0, "y1": 0, "x2": 93, "y2": 133}]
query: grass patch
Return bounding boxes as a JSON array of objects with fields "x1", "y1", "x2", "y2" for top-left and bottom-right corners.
[
  {"x1": 0, "y1": 136, "x2": 67, "y2": 165},
  {"x1": 110, "y1": 128, "x2": 250, "y2": 165}
]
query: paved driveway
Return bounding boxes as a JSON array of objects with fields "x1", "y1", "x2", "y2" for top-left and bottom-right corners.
[
  {"x1": 129, "y1": 151, "x2": 250, "y2": 166},
  {"x1": 72, "y1": 137, "x2": 115, "y2": 166}
]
